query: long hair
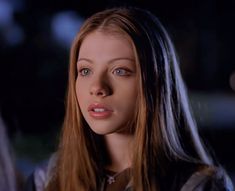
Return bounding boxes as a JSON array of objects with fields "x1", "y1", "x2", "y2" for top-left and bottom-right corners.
[{"x1": 46, "y1": 7, "x2": 213, "y2": 191}]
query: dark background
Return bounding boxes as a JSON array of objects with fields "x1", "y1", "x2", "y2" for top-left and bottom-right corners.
[{"x1": 0, "y1": 0, "x2": 234, "y2": 182}]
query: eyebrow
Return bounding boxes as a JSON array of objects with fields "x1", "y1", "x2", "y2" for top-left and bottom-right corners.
[{"x1": 77, "y1": 57, "x2": 135, "y2": 64}]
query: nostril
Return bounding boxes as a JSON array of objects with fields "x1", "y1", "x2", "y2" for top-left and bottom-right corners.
[
  {"x1": 96, "y1": 91, "x2": 104, "y2": 96},
  {"x1": 90, "y1": 88, "x2": 106, "y2": 96},
  {"x1": 93, "y1": 89, "x2": 104, "y2": 96},
  {"x1": 90, "y1": 86, "x2": 112, "y2": 97},
  {"x1": 90, "y1": 80, "x2": 112, "y2": 97}
]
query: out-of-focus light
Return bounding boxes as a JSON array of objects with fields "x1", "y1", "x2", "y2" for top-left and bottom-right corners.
[
  {"x1": 4, "y1": 24, "x2": 24, "y2": 46},
  {"x1": 191, "y1": 93, "x2": 235, "y2": 128},
  {"x1": 229, "y1": 71, "x2": 235, "y2": 92},
  {"x1": 8, "y1": 0, "x2": 26, "y2": 12},
  {"x1": 0, "y1": 0, "x2": 24, "y2": 46},
  {"x1": 0, "y1": 1, "x2": 13, "y2": 27},
  {"x1": 51, "y1": 11, "x2": 84, "y2": 49}
]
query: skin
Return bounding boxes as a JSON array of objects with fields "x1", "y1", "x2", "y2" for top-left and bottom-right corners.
[{"x1": 76, "y1": 30, "x2": 138, "y2": 171}]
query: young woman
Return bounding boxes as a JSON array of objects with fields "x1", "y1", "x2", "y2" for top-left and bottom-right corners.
[{"x1": 26, "y1": 7, "x2": 233, "y2": 191}]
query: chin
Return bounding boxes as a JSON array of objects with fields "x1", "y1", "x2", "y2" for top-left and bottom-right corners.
[
  {"x1": 89, "y1": 126, "x2": 118, "y2": 135},
  {"x1": 91, "y1": 130, "x2": 114, "y2": 136}
]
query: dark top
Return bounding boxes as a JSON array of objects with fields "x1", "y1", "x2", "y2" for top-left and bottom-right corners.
[{"x1": 24, "y1": 156, "x2": 234, "y2": 191}]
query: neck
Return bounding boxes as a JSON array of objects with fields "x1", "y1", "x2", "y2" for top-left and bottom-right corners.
[{"x1": 104, "y1": 133, "x2": 134, "y2": 172}]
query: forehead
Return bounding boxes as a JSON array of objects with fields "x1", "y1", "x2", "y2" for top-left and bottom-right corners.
[{"x1": 78, "y1": 30, "x2": 135, "y2": 59}]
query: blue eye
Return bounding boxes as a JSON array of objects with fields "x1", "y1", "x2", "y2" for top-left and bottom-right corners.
[
  {"x1": 113, "y1": 68, "x2": 130, "y2": 76},
  {"x1": 79, "y1": 68, "x2": 91, "y2": 76}
]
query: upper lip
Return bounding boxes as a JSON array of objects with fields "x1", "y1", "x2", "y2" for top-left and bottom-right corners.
[{"x1": 88, "y1": 103, "x2": 113, "y2": 112}]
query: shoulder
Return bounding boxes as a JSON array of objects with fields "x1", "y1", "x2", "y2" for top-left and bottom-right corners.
[
  {"x1": 24, "y1": 154, "x2": 57, "y2": 191},
  {"x1": 160, "y1": 161, "x2": 234, "y2": 191},
  {"x1": 181, "y1": 165, "x2": 234, "y2": 191}
]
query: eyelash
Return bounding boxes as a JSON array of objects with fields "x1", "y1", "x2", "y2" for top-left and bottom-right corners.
[
  {"x1": 77, "y1": 67, "x2": 133, "y2": 77},
  {"x1": 113, "y1": 68, "x2": 132, "y2": 76},
  {"x1": 78, "y1": 68, "x2": 92, "y2": 76}
]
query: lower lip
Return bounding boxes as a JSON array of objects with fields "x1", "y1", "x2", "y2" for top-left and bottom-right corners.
[{"x1": 89, "y1": 110, "x2": 113, "y2": 119}]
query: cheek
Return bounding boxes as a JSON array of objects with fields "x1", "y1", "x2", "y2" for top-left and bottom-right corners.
[
  {"x1": 75, "y1": 80, "x2": 80, "y2": 101},
  {"x1": 121, "y1": 80, "x2": 138, "y2": 99},
  {"x1": 117, "y1": 81, "x2": 138, "y2": 110},
  {"x1": 75, "y1": 81, "x2": 86, "y2": 109},
  {"x1": 125, "y1": 81, "x2": 139, "y2": 112}
]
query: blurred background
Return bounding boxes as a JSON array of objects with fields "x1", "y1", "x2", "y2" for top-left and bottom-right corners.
[{"x1": 0, "y1": 0, "x2": 234, "y2": 185}]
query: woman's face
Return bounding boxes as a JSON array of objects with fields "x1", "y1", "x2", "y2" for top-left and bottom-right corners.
[{"x1": 76, "y1": 30, "x2": 138, "y2": 135}]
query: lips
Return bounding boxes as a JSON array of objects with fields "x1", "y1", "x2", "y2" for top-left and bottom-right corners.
[{"x1": 88, "y1": 103, "x2": 113, "y2": 119}]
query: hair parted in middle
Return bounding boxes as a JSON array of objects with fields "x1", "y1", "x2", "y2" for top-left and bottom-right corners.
[{"x1": 46, "y1": 7, "x2": 212, "y2": 191}]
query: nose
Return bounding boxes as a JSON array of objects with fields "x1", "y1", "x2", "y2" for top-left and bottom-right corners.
[{"x1": 90, "y1": 76, "x2": 112, "y2": 97}]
